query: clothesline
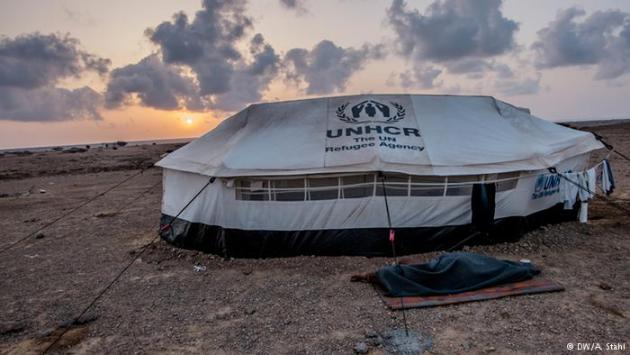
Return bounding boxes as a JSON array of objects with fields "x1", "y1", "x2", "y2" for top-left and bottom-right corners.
[{"x1": 550, "y1": 158, "x2": 626, "y2": 222}]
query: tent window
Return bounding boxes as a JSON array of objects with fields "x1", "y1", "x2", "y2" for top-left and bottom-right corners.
[
  {"x1": 375, "y1": 173, "x2": 409, "y2": 196},
  {"x1": 496, "y1": 172, "x2": 519, "y2": 192},
  {"x1": 272, "y1": 179, "x2": 305, "y2": 201},
  {"x1": 446, "y1": 175, "x2": 477, "y2": 196},
  {"x1": 235, "y1": 172, "x2": 521, "y2": 201},
  {"x1": 236, "y1": 180, "x2": 270, "y2": 201},
  {"x1": 410, "y1": 176, "x2": 445, "y2": 196},
  {"x1": 446, "y1": 185, "x2": 472, "y2": 196},
  {"x1": 342, "y1": 175, "x2": 374, "y2": 199},
  {"x1": 308, "y1": 177, "x2": 339, "y2": 200}
]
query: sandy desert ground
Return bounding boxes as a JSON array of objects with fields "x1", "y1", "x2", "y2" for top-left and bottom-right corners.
[{"x1": 0, "y1": 123, "x2": 628, "y2": 354}]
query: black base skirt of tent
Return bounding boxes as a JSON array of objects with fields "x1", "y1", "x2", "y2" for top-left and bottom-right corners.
[{"x1": 159, "y1": 203, "x2": 578, "y2": 258}]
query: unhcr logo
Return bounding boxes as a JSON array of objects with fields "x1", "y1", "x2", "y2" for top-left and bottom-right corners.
[
  {"x1": 531, "y1": 174, "x2": 560, "y2": 199},
  {"x1": 336, "y1": 99, "x2": 405, "y2": 124},
  {"x1": 325, "y1": 98, "x2": 424, "y2": 153}
]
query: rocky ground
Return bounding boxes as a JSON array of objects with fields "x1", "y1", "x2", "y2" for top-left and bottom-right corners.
[{"x1": 0, "y1": 124, "x2": 628, "y2": 354}]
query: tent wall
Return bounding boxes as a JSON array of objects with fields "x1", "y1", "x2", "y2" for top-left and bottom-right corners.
[
  {"x1": 160, "y1": 204, "x2": 577, "y2": 258},
  {"x1": 161, "y1": 153, "x2": 589, "y2": 232}
]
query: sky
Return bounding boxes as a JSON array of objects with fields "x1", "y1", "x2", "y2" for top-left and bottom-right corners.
[{"x1": 1, "y1": 0, "x2": 630, "y2": 149}]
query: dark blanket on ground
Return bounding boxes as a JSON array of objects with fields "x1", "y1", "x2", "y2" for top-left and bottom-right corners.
[{"x1": 376, "y1": 252, "x2": 540, "y2": 297}]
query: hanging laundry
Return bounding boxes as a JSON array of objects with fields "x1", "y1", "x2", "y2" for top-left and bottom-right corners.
[
  {"x1": 578, "y1": 171, "x2": 595, "y2": 202},
  {"x1": 561, "y1": 172, "x2": 579, "y2": 210},
  {"x1": 579, "y1": 201, "x2": 589, "y2": 223},
  {"x1": 577, "y1": 170, "x2": 595, "y2": 223},
  {"x1": 602, "y1": 159, "x2": 615, "y2": 195},
  {"x1": 586, "y1": 168, "x2": 596, "y2": 197}
]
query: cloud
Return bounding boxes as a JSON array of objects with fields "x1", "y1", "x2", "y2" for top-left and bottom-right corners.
[
  {"x1": 105, "y1": 54, "x2": 204, "y2": 111},
  {"x1": 0, "y1": 32, "x2": 109, "y2": 89},
  {"x1": 387, "y1": 0, "x2": 518, "y2": 62},
  {"x1": 279, "y1": 0, "x2": 308, "y2": 14},
  {"x1": 0, "y1": 86, "x2": 102, "y2": 121},
  {"x1": 445, "y1": 58, "x2": 491, "y2": 74},
  {"x1": 0, "y1": 32, "x2": 109, "y2": 121},
  {"x1": 495, "y1": 74, "x2": 541, "y2": 96},
  {"x1": 493, "y1": 63, "x2": 514, "y2": 79},
  {"x1": 107, "y1": 0, "x2": 279, "y2": 112},
  {"x1": 211, "y1": 34, "x2": 280, "y2": 111},
  {"x1": 533, "y1": 7, "x2": 630, "y2": 79},
  {"x1": 284, "y1": 40, "x2": 384, "y2": 94},
  {"x1": 386, "y1": 0, "x2": 524, "y2": 90},
  {"x1": 146, "y1": 0, "x2": 252, "y2": 96},
  {"x1": 443, "y1": 58, "x2": 515, "y2": 80},
  {"x1": 399, "y1": 65, "x2": 442, "y2": 89}
]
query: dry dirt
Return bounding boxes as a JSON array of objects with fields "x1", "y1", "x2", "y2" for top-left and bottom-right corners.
[{"x1": 0, "y1": 125, "x2": 628, "y2": 354}]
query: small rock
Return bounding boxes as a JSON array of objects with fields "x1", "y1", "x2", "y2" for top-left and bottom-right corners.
[
  {"x1": 38, "y1": 189, "x2": 46, "y2": 194},
  {"x1": 75, "y1": 314, "x2": 99, "y2": 325},
  {"x1": 63, "y1": 147, "x2": 87, "y2": 154},
  {"x1": 598, "y1": 282, "x2": 613, "y2": 291},
  {"x1": 216, "y1": 307, "x2": 232, "y2": 320},
  {"x1": 0, "y1": 322, "x2": 26, "y2": 336},
  {"x1": 35, "y1": 232, "x2": 45, "y2": 239},
  {"x1": 58, "y1": 319, "x2": 74, "y2": 328},
  {"x1": 365, "y1": 330, "x2": 379, "y2": 338},
  {"x1": 485, "y1": 346, "x2": 497, "y2": 353},
  {"x1": 367, "y1": 335, "x2": 384, "y2": 347},
  {"x1": 245, "y1": 307, "x2": 256, "y2": 315},
  {"x1": 242, "y1": 269, "x2": 253, "y2": 275},
  {"x1": 193, "y1": 265, "x2": 206, "y2": 272},
  {"x1": 94, "y1": 211, "x2": 119, "y2": 218},
  {"x1": 354, "y1": 342, "x2": 369, "y2": 354}
]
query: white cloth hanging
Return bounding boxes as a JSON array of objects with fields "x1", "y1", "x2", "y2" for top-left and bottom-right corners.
[
  {"x1": 586, "y1": 168, "x2": 596, "y2": 197},
  {"x1": 561, "y1": 172, "x2": 580, "y2": 209},
  {"x1": 576, "y1": 168, "x2": 596, "y2": 223},
  {"x1": 579, "y1": 202, "x2": 589, "y2": 223},
  {"x1": 578, "y1": 171, "x2": 594, "y2": 202}
]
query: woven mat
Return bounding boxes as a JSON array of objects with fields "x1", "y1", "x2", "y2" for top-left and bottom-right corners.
[{"x1": 377, "y1": 277, "x2": 564, "y2": 310}]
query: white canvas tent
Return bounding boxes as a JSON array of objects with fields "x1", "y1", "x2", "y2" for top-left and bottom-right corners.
[{"x1": 156, "y1": 94, "x2": 604, "y2": 257}]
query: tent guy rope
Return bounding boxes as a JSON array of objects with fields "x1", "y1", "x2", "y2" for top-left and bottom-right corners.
[
  {"x1": 379, "y1": 172, "x2": 409, "y2": 336},
  {"x1": 0, "y1": 167, "x2": 152, "y2": 255},
  {"x1": 44, "y1": 179, "x2": 163, "y2": 245},
  {"x1": 548, "y1": 167, "x2": 630, "y2": 216},
  {"x1": 42, "y1": 176, "x2": 216, "y2": 354}
]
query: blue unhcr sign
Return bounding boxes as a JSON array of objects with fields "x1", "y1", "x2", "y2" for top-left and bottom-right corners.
[{"x1": 532, "y1": 174, "x2": 560, "y2": 199}]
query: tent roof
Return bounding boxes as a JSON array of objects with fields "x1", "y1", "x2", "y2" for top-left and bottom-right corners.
[{"x1": 156, "y1": 94, "x2": 603, "y2": 177}]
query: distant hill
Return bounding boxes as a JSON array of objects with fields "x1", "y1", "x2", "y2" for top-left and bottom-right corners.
[
  {"x1": 0, "y1": 137, "x2": 194, "y2": 153},
  {"x1": 560, "y1": 118, "x2": 630, "y2": 128}
]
